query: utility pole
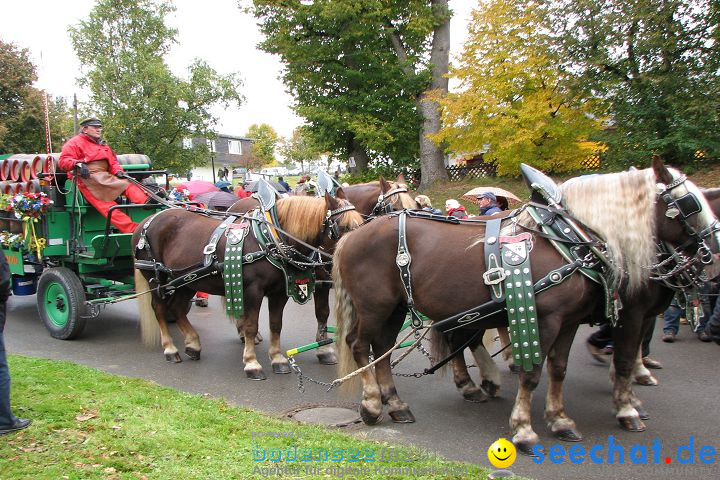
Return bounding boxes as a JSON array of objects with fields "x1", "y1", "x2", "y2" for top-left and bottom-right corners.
[{"x1": 73, "y1": 94, "x2": 78, "y2": 134}]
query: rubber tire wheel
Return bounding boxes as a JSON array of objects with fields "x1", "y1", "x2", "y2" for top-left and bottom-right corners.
[{"x1": 37, "y1": 267, "x2": 87, "y2": 340}]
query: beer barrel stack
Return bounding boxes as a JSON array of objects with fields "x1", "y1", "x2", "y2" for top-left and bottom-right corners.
[
  {"x1": 0, "y1": 154, "x2": 59, "y2": 194},
  {"x1": 0, "y1": 153, "x2": 152, "y2": 195}
]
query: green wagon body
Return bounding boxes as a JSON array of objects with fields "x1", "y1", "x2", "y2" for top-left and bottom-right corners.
[{"x1": 1, "y1": 156, "x2": 166, "y2": 339}]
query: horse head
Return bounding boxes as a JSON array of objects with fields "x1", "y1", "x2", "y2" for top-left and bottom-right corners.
[
  {"x1": 374, "y1": 174, "x2": 419, "y2": 215},
  {"x1": 320, "y1": 188, "x2": 363, "y2": 247},
  {"x1": 649, "y1": 157, "x2": 720, "y2": 286}
]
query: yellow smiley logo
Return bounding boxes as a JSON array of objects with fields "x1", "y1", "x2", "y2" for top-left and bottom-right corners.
[{"x1": 488, "y1": 438, "x2": 517, "y2": 469}]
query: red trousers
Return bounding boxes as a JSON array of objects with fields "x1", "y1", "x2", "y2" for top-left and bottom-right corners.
[{"x1": 77, "y1": 181, "x2": 148, "y2": 233}]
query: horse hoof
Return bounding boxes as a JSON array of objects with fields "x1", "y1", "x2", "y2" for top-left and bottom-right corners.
[
  {"x1": 462, "y1": 388, "x2": 489, "y2": 403},
  {"x1": 185, "y1": 347, "x2": 201, "y2": 361},
  {"x1": 359, "y1": 406, "x2": 383, "y2": 425},
  {"x1": 618, "y1": 416, "x2": 646, "y2": 432},
  {"x1": 555, "y1": 428, "x2": 583, "y2": 442},
  {"x1": 481, "y1": 380, "x2": 500, "y2": 397},
  {"x1": 509, "y1": 364, "x2": 521, "y2": 374},
  {"x1": 389, "y1": 409, "x2": 416, "y2": 423},
  {"x1": 514, "y1": 440, "x2": 540, "y2": 457},
  {"x1": 165, "y1": 353, "x2": 182, "y2": 363},
  {"x1": 272, "y1": 363, "x2": 291, "y2": 374},
  {"x1": 316, "y1": 352, "x2": 337, "y2": 365},
  {"x1": 635, "y1": 406, "x2": 649, "y2": 420},
  {"x1": 634, "y1": 375, "x2": 658, "y2": 386},
  {"x1": 245, "y1": 369, "x2": 267, "y2": 381}
]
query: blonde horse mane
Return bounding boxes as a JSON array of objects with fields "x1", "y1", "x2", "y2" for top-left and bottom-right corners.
[
  {"x1": 560, "y1": 169, "x2": 657, "y2": 292},
  {"x1": 275, "y1": 196, "x2": 363, "y2": 243}
]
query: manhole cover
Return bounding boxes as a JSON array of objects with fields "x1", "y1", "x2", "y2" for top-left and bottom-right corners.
[{"x1": 284, "y1": 403, "x2": 362, "y2": 428}]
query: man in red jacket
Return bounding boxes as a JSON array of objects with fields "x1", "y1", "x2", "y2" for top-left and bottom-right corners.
[{"x1": 59, "y1": 118, "x2": 149, "y2": 233}]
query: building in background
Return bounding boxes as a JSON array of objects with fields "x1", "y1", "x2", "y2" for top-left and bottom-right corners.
[{"x1": 182, "y1": 134, "x2": 254, "y2": 182}]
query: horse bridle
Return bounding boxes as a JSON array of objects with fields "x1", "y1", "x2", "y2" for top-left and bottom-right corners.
[
  {"x1": 322, "y1": 203, "x2": 358, "y2": 241},
  {"x1": 651, "y1": 175, "x2": 720, "y2": 288},
  {"x1": 371, "y1": 185, "x2": 409, "y2": 216}
]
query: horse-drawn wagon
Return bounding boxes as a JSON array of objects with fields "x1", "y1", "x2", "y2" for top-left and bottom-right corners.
[{"x1": 0, "y1": 153, "x2": 167, "y2": 339}]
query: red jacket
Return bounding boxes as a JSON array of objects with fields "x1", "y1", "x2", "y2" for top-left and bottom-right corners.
[{"x1": 59, "y1": 134, "x2": 123, "y2": 178}]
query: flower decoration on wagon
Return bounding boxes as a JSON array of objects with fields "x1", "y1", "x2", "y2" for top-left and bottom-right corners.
[
  {"x1": 8, "y1": 192, "x2": 54, "y2": 219},
  {"x1": 168, "y1": 187, "x2": 191, "y2": 202}
]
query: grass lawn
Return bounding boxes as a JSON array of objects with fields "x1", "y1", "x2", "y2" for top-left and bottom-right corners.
[{"x1": 0, "y1": 355, "x2": 510, "y2": 480}]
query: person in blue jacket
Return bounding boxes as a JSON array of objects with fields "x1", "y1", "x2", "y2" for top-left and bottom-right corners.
[{"x1": 477, "y1": 192, "x2": 502, "y2": 216}]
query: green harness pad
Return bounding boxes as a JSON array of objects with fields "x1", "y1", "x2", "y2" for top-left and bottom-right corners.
[
  {"x1": 501, "y1": 233, "x2": 543, "y2": 372},
  {"x1": 251, "y1": 210, "x2": 316, "y2": 306},
  {"x1": 224, "y1": 221, "x2": 251, "y2": 319}
]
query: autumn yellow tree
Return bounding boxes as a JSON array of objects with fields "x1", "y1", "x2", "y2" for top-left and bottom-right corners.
[{"x1": 433, "y1": 0, "x2": 601, "y2": 176}]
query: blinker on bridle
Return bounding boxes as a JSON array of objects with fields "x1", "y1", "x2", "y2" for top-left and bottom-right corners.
[
  {"x1": 324, "y1": 204, "x2": 357, "y2": 240},
  {"x1": 373, "y1": 185, "x2": 409, "y2": 215},
  {"x1": 658, "y1": 174, "x2": 719, "y2": 266}
]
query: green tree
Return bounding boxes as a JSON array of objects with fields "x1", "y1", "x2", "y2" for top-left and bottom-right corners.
[
  {"x1": 434, "y1": 0, "x2": 600, "y2": 176},
  {"x1": 0, "y1": 39, "x2": 73, "y2": 153},
  {"x1": 246, "y1": 123, "x2": 279, "y2": 166},
  {"x1": 279, "y1": 127, "x2": 324, "y2": 173},
  {"x1": 551, "y1": 0, "x2": 720, "y2": 168},
  {"x1": 246, "y1": 0, "x2": 450, "y2": 188},
  {"x1": 70, "y1": 0, "x2": 243, "y2": 171}
]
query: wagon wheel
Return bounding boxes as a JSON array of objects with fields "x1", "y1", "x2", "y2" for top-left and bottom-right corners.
[{"x1": 37, "y1": 267, "x2": 87, "y2": 340}]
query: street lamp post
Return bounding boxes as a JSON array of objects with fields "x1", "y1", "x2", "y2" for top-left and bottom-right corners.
[{"x1": 211, "y1": 154, "x2": 216, "y2": 183}]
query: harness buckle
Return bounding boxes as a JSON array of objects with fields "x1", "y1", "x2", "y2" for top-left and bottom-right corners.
[{"x1": 483, "y1": 266, "x2": 508, "y2": 285}]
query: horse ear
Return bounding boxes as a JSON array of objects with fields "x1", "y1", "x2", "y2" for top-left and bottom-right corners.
[
  {"x1": 395, "y1": 173, "x2": 407, "y2": 185},
  {"x1": 335, "y1": 186, "x2": 347, "y2": 200},
  {"x1": 325, "y1": 192, "x2": 339, "y2": 209},
  {"x1": 652, "y1": 154, "x2": 673, "y2": 185},
  {"x1": 379, "y1": 176, "x2": 391, "y2": 192}
]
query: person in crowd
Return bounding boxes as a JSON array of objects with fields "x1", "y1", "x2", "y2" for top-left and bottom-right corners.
[
  {"x1": 0, "y1": 251, "x2": 31, "y2": 436},
  {"x1": 235, "y1": 182, "x2": 252, "y2": 199},
  {"x1": 496, "y1": 195, "x2": 509, "y2": 211},
  {"x1": 445, "y1": 199, "x2": 468, "y2": 219},
  {"x1": 415, "y1": 195, "x2": 442, "y2": 215},
  {"x1": 59, "y1": 117, "x2": 149, "y2": 233},
  {"x1": 587, "y1": 320, "x2": 663, "y2": 372},
  {"x1": 277, "y1": 176, "x2": 291, "y2": 192},
  {"x1": 477, "y1": 192, "x2": 503, "y2": 216}
]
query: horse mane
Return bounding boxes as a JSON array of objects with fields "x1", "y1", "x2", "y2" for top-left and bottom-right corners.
[
  {"x1": 560, "y1": 169, "x2": 657, "y2": 292},
  {"x1": 275, "y1": 195, "x2": 362, "y2": 243}
]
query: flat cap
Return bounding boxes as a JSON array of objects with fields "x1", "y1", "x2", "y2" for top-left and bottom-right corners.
[{"x1": 80, "y1": 117, "x2": 103, "y2": 127}]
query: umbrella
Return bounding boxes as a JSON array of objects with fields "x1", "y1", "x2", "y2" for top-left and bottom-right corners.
[
  {"x1": 215, "y1": 180, "x2": 232, "y2": 189},
  {"x1": 462, "y1": 186, "x2": 522, "y2": 205},
  {"x1": 244, "y1": 180, "x2": 286, "y2": 193},
  {"x1": 175, "y1": 180, "x2": 220, "y2": 197},
  {"x1": 193, "y1": 191, "x2": 241, "y2": 211}
]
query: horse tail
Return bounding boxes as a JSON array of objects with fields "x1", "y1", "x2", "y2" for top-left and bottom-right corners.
[
  {"x1": 333, "y1": 237, "x2": 361, "y2": 395},
  {"x1": 429, "y1": 328, "x2": 452, "y2": 375},
  {"x1": 135, "y1": 269, "x2": 160, "y2": 347}
]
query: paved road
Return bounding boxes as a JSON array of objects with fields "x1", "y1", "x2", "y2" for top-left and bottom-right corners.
[{"x1": 5, "y1": 294, "x2": 720, "y2": 479}]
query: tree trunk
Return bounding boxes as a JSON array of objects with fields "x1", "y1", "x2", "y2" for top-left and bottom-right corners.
[
  {"x1": 348, "y1": 135, "x2": 370, "y2": 172},
  {"x1": 418, "y1": 0, "x2": 450, "y2": 190}
]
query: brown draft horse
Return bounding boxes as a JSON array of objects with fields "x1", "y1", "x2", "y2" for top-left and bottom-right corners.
[
  {"x1": 332, "y1": 159, "x2": 719, "y2": 455},
  {"x1": 450, "y1": 189, "x2": 720, "y2": 402},
  {"x1": 229, "y1": 175, "x2": 418, "y2": 365},
  {"x1": 133, "y1": 194, "x2": 363, "y2": 380}
]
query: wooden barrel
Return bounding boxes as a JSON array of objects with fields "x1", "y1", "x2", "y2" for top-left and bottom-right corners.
[
  {"x1": 0, "y1": 160, "x2": 9, "y2": 181},
  {"x1": 116, "y1": 154, "x2": 151, "y2": 166},
  {"x1": 44, "y1": 154, "x2": 60, "y2": 173},
  {"x1": 0, "y1": 181, "x2": 14, "y2": 194},
  {"x1": 19, "y1": 159, "x2": 34, "y2": 182},
  {"x1": 25, "y1": 179, "x2": 41, "y2": 193}
]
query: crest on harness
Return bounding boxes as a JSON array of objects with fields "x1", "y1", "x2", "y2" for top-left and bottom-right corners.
[{"x1": 227, "y1": 222, "x2": 250, "y2": 245}]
